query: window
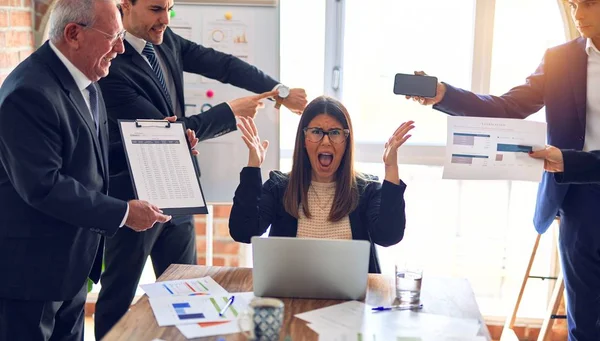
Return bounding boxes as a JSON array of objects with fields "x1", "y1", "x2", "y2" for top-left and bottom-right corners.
[{"x1": 279, "y1": 0, "x2": 566, "y2": 319}]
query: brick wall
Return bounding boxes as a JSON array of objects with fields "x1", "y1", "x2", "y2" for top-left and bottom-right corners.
[
  {"x1": 194, "y1": 204, "x2": 245, "y2": 267},
  {"x1": 0, "y1": 0, "x2": 34, "y2": 86}
]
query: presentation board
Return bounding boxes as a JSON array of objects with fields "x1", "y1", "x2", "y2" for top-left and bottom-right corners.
[{"x1": 172, "y1": 0, "x2": 279, "y2": 204}]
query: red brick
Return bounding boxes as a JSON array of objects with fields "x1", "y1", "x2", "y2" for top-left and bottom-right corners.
[
  {"x1": 194, "y1": 218, "x2": 206, "y2": 236},
  {"x1": 197, "y1": 257, "x2": 206, "y2": 265},
  {"x1": 18, "y1": 48, "x2": 32, "y2": 62},
  {"x1": 0, "y1": 52, "x2": 20, "y2": 69},
  {"x1": 9, "y1": 10, "x2": 32, "y2": 28},
  {"x1": 0, "y1": 10, "x2": 8, "y2": 28},
  {"x1": 214, "y1": 240, "x2": 239, "y2": 255},
  {"x1": 212, "y1": 257, "x2": 226, "y2": 266},
  {"x1": 196, "y1": 237, "x2": 206, "y2": 254},
  {"x1": 34, "y1": 1, "x2": 48, "y2": 17},
  {"x1": 228, "y1": 257, "x2": 240, "y2": 267},
  {"x1": 214, "y1": 220, "x2": 231, "y2": 238},
  {"x1": 6, "y1": 31, "x2": 33, "y2": 48},
  {"x1": 213, "y1": 204, "x2": 232, "y2": 218},
  {"x1": 23, "y1": 0, "x2": 32, "y2": 7},
  {"x1": 0, "y1": 0, "x2": 20, "y2": 6}
]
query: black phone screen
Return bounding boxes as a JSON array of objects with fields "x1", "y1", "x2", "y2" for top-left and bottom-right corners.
[{"x1": 393, "y1": 73, "x2": 438, "y2": 98}]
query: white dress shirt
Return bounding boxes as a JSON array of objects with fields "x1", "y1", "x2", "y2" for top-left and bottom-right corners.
[
  {"x1": 583, "y1": 38, "x2": 600, "y2": 151},
  {"x1": 48, "y1": 42, "x2": 129, "y2": 227}
]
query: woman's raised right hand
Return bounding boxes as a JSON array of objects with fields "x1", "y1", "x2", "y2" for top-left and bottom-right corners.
[{"x1": 237, "y1": 116, "x2": 269, "y2": 168}]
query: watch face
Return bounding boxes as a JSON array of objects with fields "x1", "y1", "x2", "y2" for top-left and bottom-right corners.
[{"x1": 278, "y1": 86, "x2": 290, "y2": 98}]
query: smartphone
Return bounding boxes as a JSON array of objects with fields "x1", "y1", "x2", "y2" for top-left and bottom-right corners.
[{"x1": 393, "y1": 73, "x2": 438, "y2": 98}]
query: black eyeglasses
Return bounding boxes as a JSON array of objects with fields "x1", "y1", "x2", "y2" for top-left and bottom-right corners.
[
  {"x1": 303, "y1": 127, "x2": 350, "y2": 144},
  {"x1": 76, "y1": 23, "x2": 126, "y2": 46}
]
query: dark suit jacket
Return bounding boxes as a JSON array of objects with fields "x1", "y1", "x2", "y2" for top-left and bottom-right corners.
[
  {"x1": 0, "y1": 42, "x2": 128, "y2": 301},
  {"x1": 98, "y1": 28, "x2": 279, "y2": 201},
  {"x1": 554, "y1": 150, "x2": 600, "y2": 184},
  {"x1": 228, "y1": 168, "x2": 407, "y2": 273},
  {"x1": 433, "y1": 37, "x2": 588, "y2": 234}
]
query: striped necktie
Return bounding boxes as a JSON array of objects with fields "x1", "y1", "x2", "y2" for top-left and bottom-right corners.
[
  {"x1": 142, "y1": 42, "x2": 173, "y2": 111},
  {"x1": 86, "y1": 83, "x2": 99, "y2": 136}
]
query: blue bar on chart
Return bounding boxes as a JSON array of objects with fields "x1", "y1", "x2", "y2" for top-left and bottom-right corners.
[
  {"x1": 172, "y1": 302, "x2": 206, "y2": 320},
  {"x1": 453, "y1": 133, "x2": 491, "y2": 146},
  {"x1": 496, "y1": 143, "x2": 532, "y2": 153},
  {"x1": 451, "y1": 154, "x2": 489, "y2": 165}
]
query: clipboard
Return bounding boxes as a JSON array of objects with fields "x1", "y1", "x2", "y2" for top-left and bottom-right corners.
[{"x1": 118, "y1": 119, "x2": 208, "y2": 215}]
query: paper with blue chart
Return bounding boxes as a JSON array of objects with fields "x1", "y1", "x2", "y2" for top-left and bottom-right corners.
[
  {"x1": 149, "y1": 294, "x2": 247, "y2": 326},
  {"x1": 443, "y1": 116, "x2": 546, "y2": 182}
]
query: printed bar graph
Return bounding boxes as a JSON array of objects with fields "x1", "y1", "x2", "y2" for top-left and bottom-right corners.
[
  {"x1": 173, "y1": 302, "x2": 206, "y2": 320},
  {"x1": 496, "y1": 143, "x2": 532, "y2": 153},
  {"x1": 453, "y1": 133, "x2": 491, "y2": 146}
]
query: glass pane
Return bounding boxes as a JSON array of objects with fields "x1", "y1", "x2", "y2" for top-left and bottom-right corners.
[
  {"x1": 342, "y1": 0, "x2": 476, "y2": 145},
  {"x1": 489, "y1": 0, "x2": 565, "y2": 123}
]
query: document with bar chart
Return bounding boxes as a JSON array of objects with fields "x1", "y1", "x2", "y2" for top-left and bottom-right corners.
[
  {"x1": 443, "y1": 116, "x2": 546, "y2": 181},
  {"x1": 149, "y1": 294, "x2": 245, "y2": 326}
]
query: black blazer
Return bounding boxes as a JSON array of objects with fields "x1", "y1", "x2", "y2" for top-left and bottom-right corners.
[
  {"x1": 555, "y1": 150, "x2": 600, "y2": 184},
  {"x1": 0, "y1": 42, "x2": 128, "y2": 301},
  {"x1": 98, "y1": 28, "x2": 279, "y2": 201},
  {"x1": 229, "y1": 168, "x2": 407, "y2": 273}
]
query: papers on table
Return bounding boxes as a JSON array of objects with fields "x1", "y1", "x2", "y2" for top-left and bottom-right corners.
[
  {"x1": 143, "y1": 276, "x2": 253, "y2": 338},
  {"x1": 149, "y1": 294, "x2": 246, "y2": 326},
  {"x1": 141, "y1": 277, "x2": 227, "y2": 297},
  {"x1": 295, "y1": 301, "x2": 483, "y2": 340},
  {"x1": 176, "y1": 292, "x2": 255, "y2": 338},
  {"x1": 443, "y1": 116, "x2": 546, "y2": 182}
]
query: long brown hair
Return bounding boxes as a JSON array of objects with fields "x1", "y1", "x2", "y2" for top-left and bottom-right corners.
[{"x1": 283, "y1": 96, "x2": 359, "y2": 221}]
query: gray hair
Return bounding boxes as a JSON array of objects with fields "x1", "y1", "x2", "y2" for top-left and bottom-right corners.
[{"x1": 48, "y1": 0, "x2": 118, "y2": 44}]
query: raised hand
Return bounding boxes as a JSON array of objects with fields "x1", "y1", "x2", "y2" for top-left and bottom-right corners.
[
  {"x1": 383, "y1": 121, "x2": 415, "y2": 167},
  {"x1": 528, "y1": 146, "x2": 564, "y2": 172},
  {"x1": 405, "y1": 71, "x2": 447, "y2": 106},
  {"x1": 125, "y1": 200, "x2": 171, "y2": 232},
  {"x1": 281, "y1": 88, "x2": 308, "y2": 115},
  {"x1": 237, "y1": 116, "x2": 269, "y2": 168},
  {"x1": 228, "y1": 90, "x2": 279, "y2": 119}
]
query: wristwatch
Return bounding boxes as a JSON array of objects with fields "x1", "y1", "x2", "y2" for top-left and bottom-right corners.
[{"x1": 274, "y1": 84, "x2": 290, "y2": 109}]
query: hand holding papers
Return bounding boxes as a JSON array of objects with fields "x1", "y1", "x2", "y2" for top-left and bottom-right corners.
[
  {"x1": 443, "y1": 116, "x2": 547, "y2": 181},
  {"x1": 118, "y1": 120, "x2": 207, "y2": 215}
]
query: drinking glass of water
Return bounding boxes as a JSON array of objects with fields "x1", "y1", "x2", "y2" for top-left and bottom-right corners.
[{"x1": 395, "y1": 263, "x2": 423, "y2": 303}]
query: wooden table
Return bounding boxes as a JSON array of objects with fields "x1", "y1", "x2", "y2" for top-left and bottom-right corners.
[{"x1": 103, "y1": 265, "x2": 491, "y2": 341}]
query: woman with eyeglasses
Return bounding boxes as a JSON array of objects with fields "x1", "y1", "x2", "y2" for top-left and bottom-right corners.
[{"x1": 228, "y1": 96, "x2": 413, "y2": 273}]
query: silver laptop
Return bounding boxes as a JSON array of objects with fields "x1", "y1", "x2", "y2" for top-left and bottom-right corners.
[{"x1": 251, "y1": 236, "x2": 370, "y2": 300}]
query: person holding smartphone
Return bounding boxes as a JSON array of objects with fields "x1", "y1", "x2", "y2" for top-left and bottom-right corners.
[{"x1": 407, "y1": 2, "x2": 600, "y2": 339}]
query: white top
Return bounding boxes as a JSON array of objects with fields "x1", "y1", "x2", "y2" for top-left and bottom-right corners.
[
  {"x1": 297, "y1": 181, "x2": 352, "y2": 240},
  {"x1": 48, "y1": 42, "x2": 129, "y2": 227},
  {"x1": 126, "y1": 33, "x2": 182, "y2": 117},
  {"x1": 583, "y1": 38, "x2": 600, "y2": 151}
]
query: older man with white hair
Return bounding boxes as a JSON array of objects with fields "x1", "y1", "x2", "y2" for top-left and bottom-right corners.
[{"x1": 0, "y1": 0, "x2": 173, "y2": 340}]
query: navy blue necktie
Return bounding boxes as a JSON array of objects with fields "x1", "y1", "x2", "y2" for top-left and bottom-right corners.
[
  {"x1": 86, "y1": 83, "x2": 99, "y2": 136},
  {"x1": 142, "y1": 42, "x2": 173, "y2": 109}
]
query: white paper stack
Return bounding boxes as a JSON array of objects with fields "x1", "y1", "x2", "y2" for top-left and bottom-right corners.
[
  {"x1": 294, "y1": 301, "x2": 485, "y2": 341},
  {"x1": 140, "y1": 276, "x2": 254, "y2": 339}
]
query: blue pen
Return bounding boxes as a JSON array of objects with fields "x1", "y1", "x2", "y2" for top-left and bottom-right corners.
[
  {"x1": 219, "y1": 295, "x2": 235, "y2": 316},
  {"x1": 371, "y1": 303, "x2": 423, "y2": 312}
]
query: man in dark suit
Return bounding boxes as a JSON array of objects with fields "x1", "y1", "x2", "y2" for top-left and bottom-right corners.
[
  {"x1": 409, "y1": 1, "x2": 600, "y2": 339},
  {"x1": 0, "y1": 0, "x2": 172, "y2": 340},
  {"x1": 94, "y1": 0, "x2": 308, "y2": 338}
]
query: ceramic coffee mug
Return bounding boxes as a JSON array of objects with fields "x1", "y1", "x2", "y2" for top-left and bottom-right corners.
[{"x1": 238, "y1": 297, "x2": 284, "y2": 341}]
